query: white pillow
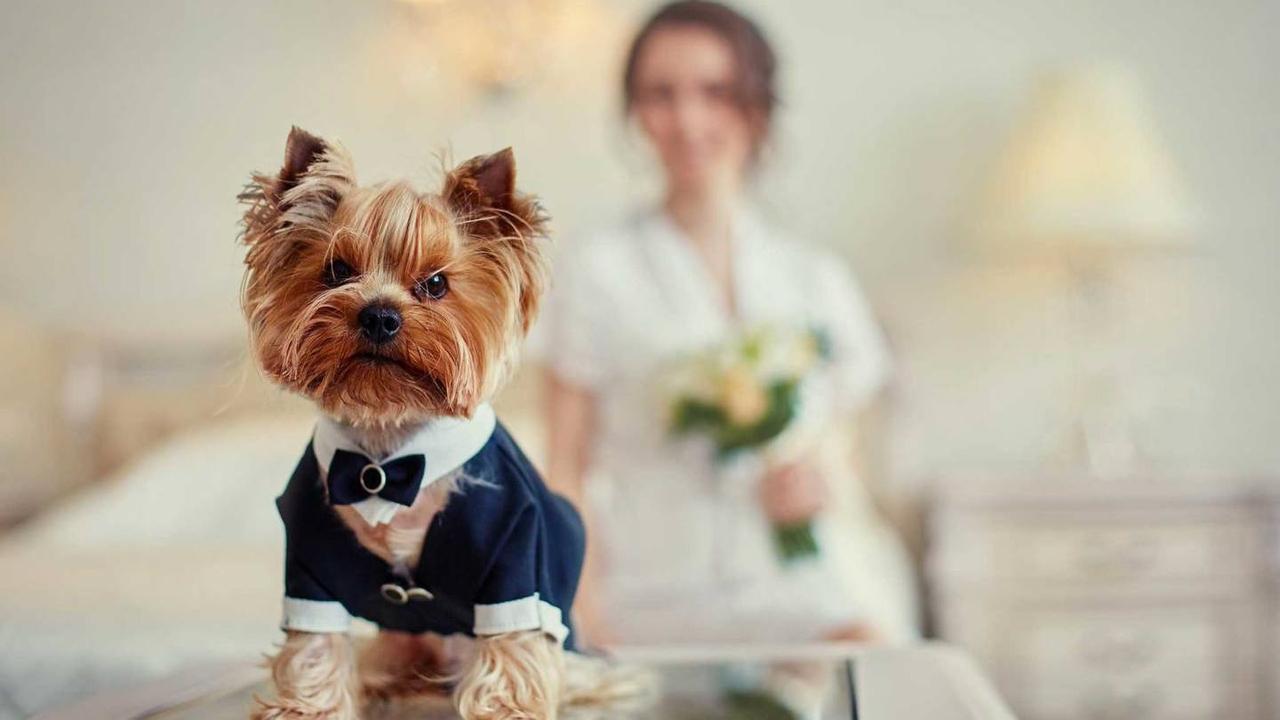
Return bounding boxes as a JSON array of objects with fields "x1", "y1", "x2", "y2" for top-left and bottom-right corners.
[{"x1": 15, "y1": 412, "x2": 314, "y2": 548}]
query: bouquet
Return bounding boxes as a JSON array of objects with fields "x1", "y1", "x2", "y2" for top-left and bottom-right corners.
[{"x1": 666, "y1": 324, "x2": 831, "y2": 563}]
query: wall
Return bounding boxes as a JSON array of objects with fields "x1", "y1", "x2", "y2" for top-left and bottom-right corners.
[{"x1": 1, "y1": 0, "x2": 1276, "y2": 483}]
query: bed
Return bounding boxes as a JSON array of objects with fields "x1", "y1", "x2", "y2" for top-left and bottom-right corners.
[{"x1": 0, "y1": 412, "x2": 309, "y2": 717}]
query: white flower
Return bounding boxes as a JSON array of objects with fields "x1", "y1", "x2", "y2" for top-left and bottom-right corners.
[{"x1": 664, "y1": 323, "x2": 826, "y2": 440}]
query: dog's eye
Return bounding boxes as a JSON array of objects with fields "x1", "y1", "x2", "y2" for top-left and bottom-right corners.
[
  {"x1": 324, "y1": 259, "x2": 357, "y2": 287},
  {"x1": 414, "y1": 273, "x2": 449, "y2": 301}
]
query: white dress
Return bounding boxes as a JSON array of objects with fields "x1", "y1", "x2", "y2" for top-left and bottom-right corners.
[{"x1": 532, "y1": 205, "x2": 918, "y2": 645}]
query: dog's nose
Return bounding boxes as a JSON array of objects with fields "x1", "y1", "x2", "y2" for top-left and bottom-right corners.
[{"x1": 358, "y1": 304, "x2": 402, "y2": 345}]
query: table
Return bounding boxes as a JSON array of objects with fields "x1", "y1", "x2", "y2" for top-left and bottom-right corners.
[
  {"x1": 929, "y1": 476, "x2": 1276, "y2": 719},
  {"x1": 38, "y1": 642, "x2": 1014, "y2": 720}
]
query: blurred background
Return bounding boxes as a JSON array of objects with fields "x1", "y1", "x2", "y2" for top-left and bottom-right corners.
[{"x1": 0, "y1": 0, "x2": 1277, "y2": 718}]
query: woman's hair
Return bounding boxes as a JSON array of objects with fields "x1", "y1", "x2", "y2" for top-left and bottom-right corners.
[{"x1": 622, "y1": 1, "x2": 778, "y2": 151}]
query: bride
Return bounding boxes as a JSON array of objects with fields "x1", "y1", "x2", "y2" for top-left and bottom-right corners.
[{"x1": 533, "y1": 0, "x2": 918, "y2": 657}]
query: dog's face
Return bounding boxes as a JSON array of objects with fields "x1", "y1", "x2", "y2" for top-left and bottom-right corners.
[{"x1": 240, "y1": 128, "x2": 548, "y2": 426}]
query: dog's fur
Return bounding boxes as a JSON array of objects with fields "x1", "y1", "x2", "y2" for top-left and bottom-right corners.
[
  {"x1": 241, "y1": 129, "x2": 547, "y2": 428},
  {"x1": 239, "y1": 128, "x2": 640, "y2": 720}
]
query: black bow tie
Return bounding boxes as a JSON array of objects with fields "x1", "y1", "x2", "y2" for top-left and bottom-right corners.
[{"x1": 327, "y1": 449, "x2": 427, "y2": 507}]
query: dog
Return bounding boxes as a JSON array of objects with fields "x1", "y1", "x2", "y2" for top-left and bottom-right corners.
[{"x1": 239, "y1": 127, "x2": 635, "y2": 719}]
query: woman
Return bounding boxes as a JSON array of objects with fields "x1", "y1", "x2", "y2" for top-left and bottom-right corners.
[{"x1": 536, "y1": 1, "x2": 917, "y2": 652}]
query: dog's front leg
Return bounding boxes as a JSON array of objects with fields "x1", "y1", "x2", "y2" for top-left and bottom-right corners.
[
  {"x1": 454, "y1": 631, "x2": 564, "y2": 720},
  {"x1": 253, "y1": 631, "x2": 360, "y2": 720}
]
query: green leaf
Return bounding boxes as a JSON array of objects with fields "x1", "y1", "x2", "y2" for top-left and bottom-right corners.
[
  {"x1": 712, "y1": 379, "x2": 800, "y2": 458},
  {"x1": 772, "y1": 522, "x2": 820, "y2": 562},
  {"x1": 671, "y1": 397, "x2": 727, "y2": 434}
]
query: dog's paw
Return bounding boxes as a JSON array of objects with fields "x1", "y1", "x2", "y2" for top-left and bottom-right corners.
[
  {"x1": 454, "y1": 632, "x2": 562, "y2": 720},
  {"x1": 453, "y1": 672, "x2": 556, "y2": 720}
]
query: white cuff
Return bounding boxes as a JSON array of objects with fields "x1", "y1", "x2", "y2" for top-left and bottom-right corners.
[
  {"x1": 281, "y1": 597, "x2": 352, "y2": 633},
  {"x1": 473, "y1": 594, "x2": 570, "y2": 645}
]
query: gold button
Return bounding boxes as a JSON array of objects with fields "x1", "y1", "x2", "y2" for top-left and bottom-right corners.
[
  {"x1": 406, "y1": 587, "x2": 434, "y2": 602},
  {"x1": 380, "y1": 583, "x2": 408, "y2": 605}
]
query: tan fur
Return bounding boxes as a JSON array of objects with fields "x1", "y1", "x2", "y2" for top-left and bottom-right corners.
[
  {"x1": 455, "y1": 632, "x2": 564, "y2": 720},
  {"x1": 253, "y1": 632, "x2": 358, "y2": 720},
  {"x1": 561, "y1": 652, "x2": 660, "y2": 716},
  {"x1": 239, "y1": 129, "x2": 548, "y2": 426},
  {"x1": 358, "y1": 631, "x2": 451, "y2": 703},
  {"x1": 451, "y1": 634, "x2": 658, "y2": 720},
  {"x1": 242, "y1": 129, "x2": 644, "y2": 720},
  {"x1": 332, "y1": 472, "x2": 455, "y2": 568}
]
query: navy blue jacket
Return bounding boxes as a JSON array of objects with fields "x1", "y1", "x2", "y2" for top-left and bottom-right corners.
[{"x1": 277, "y1": 421, "x2": 584, "y2": 649}]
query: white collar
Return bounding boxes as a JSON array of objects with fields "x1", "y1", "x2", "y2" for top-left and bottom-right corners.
[{"x1": 312, "y1": 403, "x2": 497, "y2": 526}]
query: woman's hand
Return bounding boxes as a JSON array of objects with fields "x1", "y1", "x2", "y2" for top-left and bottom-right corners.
[{"x1": 758, "y1": 459, "x2": 829, "y2": 525}]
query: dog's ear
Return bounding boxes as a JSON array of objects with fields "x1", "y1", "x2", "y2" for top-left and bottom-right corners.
[
  {"x1": 443, "y1": 148, "x2": 547, "y2": 241},
  {"x1": 272, "y1": 126, "x2": 355, "y2": 214},
  {"x1": 445, "y1": 147, "x2": 514, "y2": 210},
  {"x1": 443, "y1": 148, "x2": 549, "y2": 333},
  {"x1": 278, "y1": 126, "x2": 330, "y2": 196},
  {"x1": 241, "y1": 127, "x2": 356, "y2": 250}
]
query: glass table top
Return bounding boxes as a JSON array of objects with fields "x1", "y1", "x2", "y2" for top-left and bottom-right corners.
[{"x1": 149, "y1": 645, "x2": 861, "y2": 720}]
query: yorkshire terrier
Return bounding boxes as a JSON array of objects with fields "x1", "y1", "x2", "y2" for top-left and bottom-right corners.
[{"x1": 239, "y1": 128, "x2": 635, "y2": 720}]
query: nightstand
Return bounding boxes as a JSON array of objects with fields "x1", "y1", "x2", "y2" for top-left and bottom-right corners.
[{"x1": 927, "y1": 478, "x2": 1277, "y2": 720}]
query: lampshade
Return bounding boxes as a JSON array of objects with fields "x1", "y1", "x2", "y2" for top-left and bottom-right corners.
[{"x1": 973, "y1": 66, "x2": 1196, "y2": 257}]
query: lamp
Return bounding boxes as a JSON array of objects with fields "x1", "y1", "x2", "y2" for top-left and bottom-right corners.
[
  {"x1": 394, "y1": 0, "x2": 610, "y2": 99},
  {"x1": 976, "y1": 65, "x2": 1195, "y2": 255},
  {"x1": 972, "y1": 65, "x2": 1197, "y2": 475}
]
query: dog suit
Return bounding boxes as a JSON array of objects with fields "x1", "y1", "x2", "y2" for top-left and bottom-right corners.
[{"x1": 275, "y1": 404, "x2": 583, "y2": 649}]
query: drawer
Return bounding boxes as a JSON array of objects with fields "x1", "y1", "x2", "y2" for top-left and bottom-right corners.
[
  {"x1": 996, "y1": 603, "x2": 1261, "y2": 720},
  {"x1": 937, "y1": 513, "x2": 1260, "y2": 584}
]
